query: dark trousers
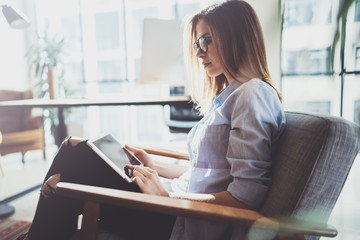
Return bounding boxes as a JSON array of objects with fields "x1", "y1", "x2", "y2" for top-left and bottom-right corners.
[{"x1": 28, "y1": 139, "x2": 176, "y2": 240}]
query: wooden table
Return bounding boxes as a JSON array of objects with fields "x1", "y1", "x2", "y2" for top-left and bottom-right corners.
[{"x1": 0, "y1": 96, "x2": 191, "y2": 144}]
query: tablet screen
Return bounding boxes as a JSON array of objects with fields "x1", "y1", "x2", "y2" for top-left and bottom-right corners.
[{"x1": 91, "y1": 134, "x2": 142, "y2": 178}]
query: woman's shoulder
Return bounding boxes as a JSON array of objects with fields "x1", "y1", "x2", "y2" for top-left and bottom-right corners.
[
  {"x1": 239, "y1": 78, "x2": 273, "y2": 91},
  {"x1": 232, "y1": 78, "x2": 279, "y2": 101}
]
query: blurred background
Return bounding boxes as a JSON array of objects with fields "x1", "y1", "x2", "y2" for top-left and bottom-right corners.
[
  {"x1": 0, "y1": 0, "x2": 359, "y2": 239},
  {"x1": 1, "y1": 0, "x2": 358, "y2": 143}
]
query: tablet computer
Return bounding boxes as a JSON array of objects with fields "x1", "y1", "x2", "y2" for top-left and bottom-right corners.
[{"x1": 87, "y1": 133, "x2": 143, "y2": 183}]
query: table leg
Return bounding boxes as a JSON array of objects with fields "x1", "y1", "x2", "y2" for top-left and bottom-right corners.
[{"x1": 56, "y1": 107, "x2": 67, "y2": 146}]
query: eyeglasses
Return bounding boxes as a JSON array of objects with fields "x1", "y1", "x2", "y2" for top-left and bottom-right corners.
[{"x1": 193, "y1": 36, "x2": 212, "y2": 53}]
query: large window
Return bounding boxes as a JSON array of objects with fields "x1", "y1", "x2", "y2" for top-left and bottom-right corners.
[
  {"x1": 281, "y1": 0, "x2": 360, "y2": 122},
  {"x1": 34, "y1": 0, "x2": 214, "y2": 92},
  {"x1": 356, "y1": 47, "x2": 360, "y2": 71},
  {"x1": 282, "y1": 3, "x2": 360, "y2": 240},
  {"x1": 31, "y1": 0, "x2": 360, "y2": 137},
  {"x1": 343, "y1": 1, "x2": 360, "y2": 125},
  {"x1": 283, "y1": 0, "x2": 332, "y2": 28},
  {"x1": 355, "y1": 0, "x2": 360, "y2": 21},
  {"x1": 282, "y1": 48, "x2": 331, "y2": 75},
  {"x1": 281, "y1": 0, "x2": 339, "y2": 115},
  {"x1": 33, "y1": 0, "x2": 216, "y2": 142}
]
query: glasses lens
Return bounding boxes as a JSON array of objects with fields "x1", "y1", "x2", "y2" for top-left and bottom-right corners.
[
  {"x1": 193, "y1": 37, "x2": 210, "y2": 53},
  {"x1": 198, "y1": 38, "x2": 207, "y2": 52},
  {"x1": 193, "y1": 41, "x2": 198, "y2": 51}
]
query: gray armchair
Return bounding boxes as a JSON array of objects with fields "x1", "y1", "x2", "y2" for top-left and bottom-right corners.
[
  {"x1": 56, "y1": 111, "x2": 360, "y2": 239},
  {"x1": 260, "y1": 111, "x2": 360, "y2": 239}
]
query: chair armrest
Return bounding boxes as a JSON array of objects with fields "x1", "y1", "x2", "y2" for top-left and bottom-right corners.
[
  {"x1": 132, "y1": 145, "x2": 189, "y2": 160},
  {"x1": 56, "y1": 182, "x2": 267, "y2": 227},
  {"x1": 55, "y1": 182, "x2": 337, "y2": 238}
]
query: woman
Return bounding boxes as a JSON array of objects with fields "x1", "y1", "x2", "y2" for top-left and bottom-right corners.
[{"x1": 19, "y1": 1, "x2": 285, "y2": 239}]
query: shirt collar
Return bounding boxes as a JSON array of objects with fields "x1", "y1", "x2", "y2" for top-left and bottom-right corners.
[{"x1": 214, "y1": 80, "x2": 243, "y2": 107}]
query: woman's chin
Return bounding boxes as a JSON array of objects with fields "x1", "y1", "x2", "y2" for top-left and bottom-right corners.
[
  {"x1": 204, "y1": 67, "x2": 224, "y2": 78},
  {"x1": 207, "y1": 72, "x2": 223, "y2": 78}
]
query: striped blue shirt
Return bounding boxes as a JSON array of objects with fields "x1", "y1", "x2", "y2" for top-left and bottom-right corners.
[{"x1": 170, "y1": 78, "x2": 286, "y2": 240}]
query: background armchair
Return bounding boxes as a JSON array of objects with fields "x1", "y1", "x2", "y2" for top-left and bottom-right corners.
[
  {"x1": 56, "y1": 111, "x2": 360, "y2": 239},
  {"x1": 0, "y1": 89, "x2": 45, "y2": 170}
]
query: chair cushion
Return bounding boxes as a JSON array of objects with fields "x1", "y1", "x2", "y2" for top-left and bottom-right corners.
[
  {"x1": 0, "y1": 90, "x2": 34, "y2": 132},
  {"x1": 261, "y1": 111, "x2": 360, "y2": 227},
  {"x1": 0, "y1": 117, "x2": 23, "y2": 133}
]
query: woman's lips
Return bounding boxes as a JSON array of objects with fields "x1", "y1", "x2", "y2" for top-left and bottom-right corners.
[{"x1": 202, "y1": 62, "x2": 211, "y2": 68}]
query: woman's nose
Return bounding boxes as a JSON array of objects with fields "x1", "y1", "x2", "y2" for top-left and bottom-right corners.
[{"x1": 196, "y1": 48, "x2": 205, "y2": 58}]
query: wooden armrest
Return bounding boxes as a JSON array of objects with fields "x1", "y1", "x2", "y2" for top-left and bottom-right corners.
[
  {"x1": 1, "y1": 128, "x2": 44, "y2": 144},
  {"x1": 56, "y1": 182, "x2": 267, "y2": 227},
  {"x1": 56, "y1": 182, "x2": 337, "y2": 238},
  {"x1": 132, "y1": 145, "x2": 189, "y2": 160}
]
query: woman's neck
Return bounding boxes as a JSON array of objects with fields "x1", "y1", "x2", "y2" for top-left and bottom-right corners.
[{"x1": 224, "y1": 72, "x2": 250, "y2": 85}]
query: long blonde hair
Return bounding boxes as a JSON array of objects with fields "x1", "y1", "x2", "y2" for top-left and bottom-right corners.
[{"x1": 184, "y1": 0, "x2": 282, "y2": 114}]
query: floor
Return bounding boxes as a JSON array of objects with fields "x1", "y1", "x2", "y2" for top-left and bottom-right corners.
[
  {"x1": 0, "y1": 147, "x2": 359, "y2": 239},
  {"x1": 0, "y1": 147, "x2": 57, "y2": 222},
  {"x1": 323, "y1": 154, "x2": 360, "y2": 240}
]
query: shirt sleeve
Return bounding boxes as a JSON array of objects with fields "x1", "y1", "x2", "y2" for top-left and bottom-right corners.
[{"x1": 225, "y1": 81, "x2": 285, "y2": 209}]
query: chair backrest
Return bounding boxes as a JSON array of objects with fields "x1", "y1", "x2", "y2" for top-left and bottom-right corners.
[
  {"x1": 260, "y1": 111, "x2": 360, "y2": 239},
  {"x1": 0, "y1": 89, "x2": 34, "y2": 133}
]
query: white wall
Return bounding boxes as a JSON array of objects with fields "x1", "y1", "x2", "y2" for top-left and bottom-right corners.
[
  {"x1": 247, "y1": 0, "x2": 282, "y2": 88},
  {"x1": 0, "y1": 0, "x2": 32, "y2": 90}
]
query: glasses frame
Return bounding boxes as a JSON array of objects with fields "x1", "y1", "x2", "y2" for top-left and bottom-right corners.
[{"x1": 193, "y1": 36, "x2": 212, "y2": 53}]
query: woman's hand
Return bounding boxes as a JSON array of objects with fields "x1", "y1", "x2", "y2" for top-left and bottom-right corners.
[
  {"x1": 124, "y1": 145, "x2": 154, "y2": 168},
  {"x1": 125, "y1": 144, "x2": 189, "y2": 179},
  {"x1": 127, "y1": 165, "x2": 169, "y2": 197}
]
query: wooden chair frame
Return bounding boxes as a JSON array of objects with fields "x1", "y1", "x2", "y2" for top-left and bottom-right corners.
[{"x1": 55, "y1": 147, "x2": 337, "y2": 240}]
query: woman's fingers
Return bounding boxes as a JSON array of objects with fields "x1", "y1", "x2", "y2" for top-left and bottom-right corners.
[
  {"x1": 131, "y1": 176, "x2": 144, "y2": 188},
  {"x1": 124, "y1": 145, "x2": 144, "y2": 156},
  {"x1": 131, "y1": 167, "x2": 150, "y2": 189},
  {"x1": 127, "y1": 165, "x2": 168, "y2": 197},
  {"x1": 130, "y1": 165, "x2": 155, "y2": 179},
  {"x1": 124, "y1": 145, "x2": 153, "y2": 168},
  {"x1": 124, "y1": 145, "x2": 145, "y2": 161}
]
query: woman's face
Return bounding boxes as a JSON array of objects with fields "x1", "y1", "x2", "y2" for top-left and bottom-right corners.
[{"x1": 195, "y1": 19, "x2": 225, "y2": 78}]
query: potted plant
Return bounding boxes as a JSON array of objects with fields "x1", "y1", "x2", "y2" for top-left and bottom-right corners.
[
  {"x1": 26, "y1": 33, "x2": 74, "y2": 146},
  {"x1": 26, "y1": 32, "x2": 66, "y2": 98}
]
